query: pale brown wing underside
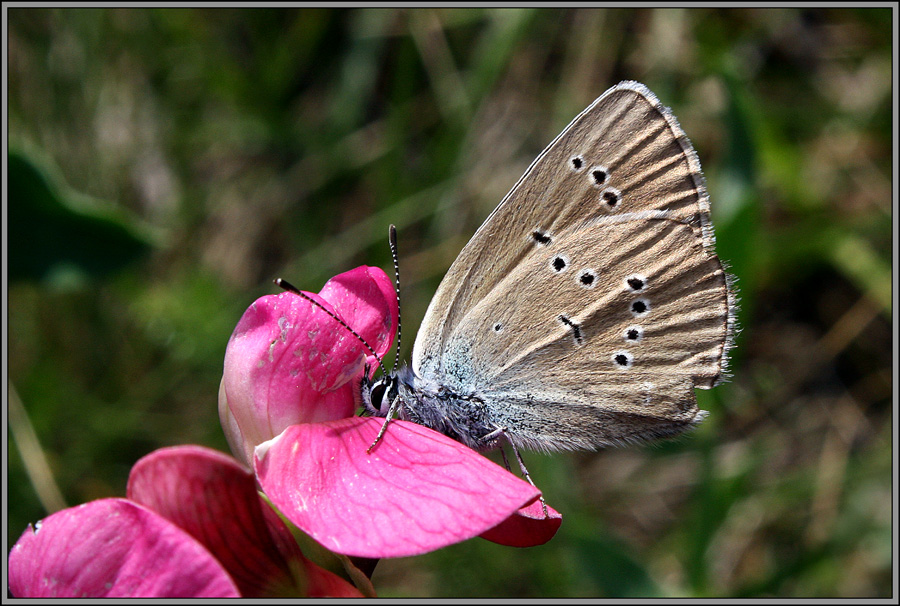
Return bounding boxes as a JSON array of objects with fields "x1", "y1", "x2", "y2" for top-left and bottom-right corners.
[
  {"x1": 432, "y1": 215, "x2": 729, "y2": 451},
  {"x1": 413, "y1": 82, "x2": 733, "y2": 381},
  {"x1": 409, "y1": 81, "x2": 737, "y2": 450}
]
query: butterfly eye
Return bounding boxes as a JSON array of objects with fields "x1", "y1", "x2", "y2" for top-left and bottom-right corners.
[
  {"x1": 367, "y1": 377, "x2": 397, "y2": 416},
  {"x1": 369, "y1": 382, "x2": 387, "y2": 411}
]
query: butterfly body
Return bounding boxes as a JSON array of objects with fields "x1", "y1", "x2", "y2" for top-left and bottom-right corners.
[
  {"x1": 362, "y1": 81, "x2": 736, "y2": 455},
  {"x1": 391, "y1": 366, "x2": 497, "y2": 451}
]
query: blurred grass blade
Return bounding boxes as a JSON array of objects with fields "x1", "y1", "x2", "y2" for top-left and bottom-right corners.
[
  {"x1": 828, "y1": 233, "x2": 892, "y2": 316},
  {"x1": 8, "y1": 383, "x2": 68, "y2": 515}
]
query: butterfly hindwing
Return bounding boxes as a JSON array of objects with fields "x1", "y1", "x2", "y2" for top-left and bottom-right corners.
[{"x1": 431, "y1": 215, "x2": 729, "y2": 451}]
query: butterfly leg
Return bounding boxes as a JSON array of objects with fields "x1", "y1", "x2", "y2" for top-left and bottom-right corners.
[
  {"x1": 481, "y1": 426, "x2": 507, "y2": 443},
  {"x1": 488, "y1": 427, "x2": 549, "y2": 519},
  {"x1": 367, "y1": 392, "x2": 400, "y2": 454},
  {"x1": 508, "y1": 439, "x2": 549, "y2": 518},
  {"x1": 499, "y1": 443, "x2": 513, "y2": 472}
]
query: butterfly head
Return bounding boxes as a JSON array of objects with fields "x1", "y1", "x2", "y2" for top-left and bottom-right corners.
[{"x1": 360, "y1": 365, "x2": 399, "y2": 418}]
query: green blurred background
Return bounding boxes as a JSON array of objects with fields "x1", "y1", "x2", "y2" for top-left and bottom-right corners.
[{"x1": 6, "y1": 8, "x2": 893, "y2": 598}]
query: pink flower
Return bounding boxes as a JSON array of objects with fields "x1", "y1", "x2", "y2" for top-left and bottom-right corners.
[
  {"x1": 218, "y1": 266, "x2": 398, "y2": 467},
  {"x1": 220, "y1": 266, "x2": 561, "y2": 558},
  {"x1": 9, "y1": 265, "x2": 562, "y2": 598},
  {"x1": 9, "y1": 446, "x2": 364, "y2": 598}
]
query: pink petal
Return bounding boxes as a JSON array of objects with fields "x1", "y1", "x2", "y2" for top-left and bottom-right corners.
[
  {"x1": 127, "y1": 445, "x2": 362, "y2": 598},
  {"x1": 254, "y1": 417, "x2": 541, "y2": 558},
  {"x1": 317, "y1": 266, "x2": 399, "y2": 370},
  {"x1": 8, "y1": 498, "x2": 240, "y2": 598},
  {"x1": 479, "y1": 498, "x2": 563, "y2": 547},
  {"x1": 219, "y1": 266, "x2": 397, "y2": 466}
]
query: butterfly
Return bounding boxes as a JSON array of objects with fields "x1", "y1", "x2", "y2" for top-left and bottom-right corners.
[
  {"x1": 282, "y1": 81, "x2": 736, "y2": 458},
  {"x1": 359, "y1": 81, "x2": 736, "y2": 457}
]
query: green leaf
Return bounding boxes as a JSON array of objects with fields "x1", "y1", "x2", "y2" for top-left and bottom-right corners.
[{"x1": 8, "y1": 149, "x2": 155, "y2": 286}]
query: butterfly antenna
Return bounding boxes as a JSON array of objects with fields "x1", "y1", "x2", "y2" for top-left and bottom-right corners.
[
  {"x1": 388, "y1": 224, "x2": 402, "y2": 373},
  {"x1": 273, "y1": 278, "x2": 389, "y2": 379}
]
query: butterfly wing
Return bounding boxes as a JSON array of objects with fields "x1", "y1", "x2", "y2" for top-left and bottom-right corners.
[
  {"x1": 411, "y1": 81, "x2": 736, "y2": 451},
  {"x1": 434, "y1": 214, "x2": 731, "y2": 451}
]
